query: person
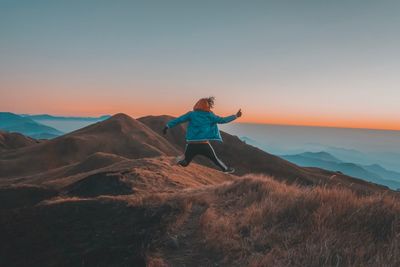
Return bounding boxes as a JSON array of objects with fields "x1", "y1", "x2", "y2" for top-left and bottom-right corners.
[{"x1": 163, "y1": 97, "x2": 242, "y2": 173}]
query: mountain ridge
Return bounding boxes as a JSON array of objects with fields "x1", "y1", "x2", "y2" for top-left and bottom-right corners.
[
  {"x1": 22, "y1": 114, "x2": 111, "y2": 121},
  {"x1": 0, "y1": 112, "x2": 63, "y2": 139},
  {"x1": 282, "y1": 151, "x2": 400, "y2": 190},
  {"x1": 0, "y1": 113, "x2": 179, "y2": 179}
]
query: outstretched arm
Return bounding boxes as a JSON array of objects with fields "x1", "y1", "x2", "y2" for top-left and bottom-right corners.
[
  {"x1": 212, "y1": 109, "x2": 242, "y2": 124},
  {"x1": 165, "y1": 112, "x2": 191, "y2": 129}
]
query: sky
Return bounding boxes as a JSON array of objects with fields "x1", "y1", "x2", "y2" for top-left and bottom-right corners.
[{"x1": 1, "y1": 0, "x2": 400, "y2": 130}]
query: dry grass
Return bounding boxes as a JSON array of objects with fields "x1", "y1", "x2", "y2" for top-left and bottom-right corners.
[
  {"x1": 3, "y1": 174, "x2": 399, "y2": 267},
  {"x1": 190, "y1": 175, "x2": 400, "y2": 267},
  {"x1": 37, "y1": 174, "x2": 400, "y2": 266},
  {"x1": 146, "y1": 256, "x2": 169, "y2": 267}
]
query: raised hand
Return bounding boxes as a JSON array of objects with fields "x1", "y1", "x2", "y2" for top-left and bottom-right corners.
[{"x1": 236, "y1": 109, "x2": 242, "y2": 118}]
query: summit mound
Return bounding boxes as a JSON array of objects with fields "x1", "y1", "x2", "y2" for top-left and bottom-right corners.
[{"x1": 0, "y1": 114, "x2": 179, "y2": 178}]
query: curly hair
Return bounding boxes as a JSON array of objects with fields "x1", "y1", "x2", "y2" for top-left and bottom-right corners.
[{"x1": 206, "y1": 96, "x2": 215, "y2": 109}]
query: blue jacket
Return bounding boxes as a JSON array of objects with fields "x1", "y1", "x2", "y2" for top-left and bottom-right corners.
[{"x1": 166, "y1": 111, "x2": 237, "y2": 142}]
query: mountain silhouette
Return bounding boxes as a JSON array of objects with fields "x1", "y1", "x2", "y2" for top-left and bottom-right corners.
[
  {"x1": 0, "y1": 131, "x2": 39, "y2": 151},
  {"x1": 0, "y1": 113, "x2": 179, "y2": 179},
  {"x1": 24, "y1": 114, "x2": 111, "y2": 121},
  {"x1": 0, "y1": 112, "x2": 63, "y2": 139},
  {"x1": 282, "y1": 151, "x2": 400, "y2": 190},
  {"x1": 22, "y1": 113, "x2": 112, "y2": 133}
]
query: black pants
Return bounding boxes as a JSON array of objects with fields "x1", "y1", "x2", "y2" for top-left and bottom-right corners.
[{"x1": 178, "y1": 142, "x2": 228, "y2": 171}]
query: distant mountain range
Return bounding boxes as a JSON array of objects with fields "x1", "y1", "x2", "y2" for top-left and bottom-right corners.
[
  {"x1": 21, "y1": 114, "x2": 111, "y2": 121},
  {"x1": 21, "y1": 114, "x2": 111, "y2": 133},
  {"x1": 0, "y1": 112, "x2": 111, "y2": 139},
  {"x1": 0, "y1": 112, "x2": 64, "y2": 139},
  {"x1": 281, "y1": 151, "x2": 400, "y2": 190}
]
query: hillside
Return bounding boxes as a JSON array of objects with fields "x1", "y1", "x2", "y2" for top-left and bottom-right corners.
[
  {"x1": 0, "y1": 114, "x2": 179, "y2": 179},
  {"x1": 0, "y1": 131, "x2": 39, "y2": 151},
  {"x1": 1, "y1": 173, "x2": 399, "y2": 267},
  {"x1": 1, "y1": 113, "x2": 399, "y2": 266}
]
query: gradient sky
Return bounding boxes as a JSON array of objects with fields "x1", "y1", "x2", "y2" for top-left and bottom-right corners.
[{"x1": 1, "y1": 0, "x2": 400, "y2": 130}]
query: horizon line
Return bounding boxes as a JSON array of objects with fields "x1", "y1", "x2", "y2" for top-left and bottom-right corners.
[
  {"x1": 7, "y1": 111, "x2": 400, "y2": 132},
  {"x1": 235, "y1": 121, "x2": 400, "y2": 133}
]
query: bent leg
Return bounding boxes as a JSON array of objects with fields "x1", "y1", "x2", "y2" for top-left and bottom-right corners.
[
  {"x1": 200, "y1": 143, "x2": 228, "y2": 171},
  {"x1": 178, "y1": 144, "x2": 197, "y2": 167}
]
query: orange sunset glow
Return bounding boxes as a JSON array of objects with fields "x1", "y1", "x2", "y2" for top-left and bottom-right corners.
[
  {"x1": 2, "y1": 95, "x2": 400, "y2": 131},
  {"x1": 1, "y1": 1, "x2": 400, "y2": 132}
]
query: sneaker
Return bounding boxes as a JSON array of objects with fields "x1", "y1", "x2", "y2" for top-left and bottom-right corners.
[
  {"x1": 170, "y1": 155, "x2": 185, "y2": 165},
  {"x1": 223, "y1": 167, "x2": 235, "y2": 174}
]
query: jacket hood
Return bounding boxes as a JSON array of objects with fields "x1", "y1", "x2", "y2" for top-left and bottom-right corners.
[{"x1": 193, "y1": 98, "x2": 211, "y2": 112}]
